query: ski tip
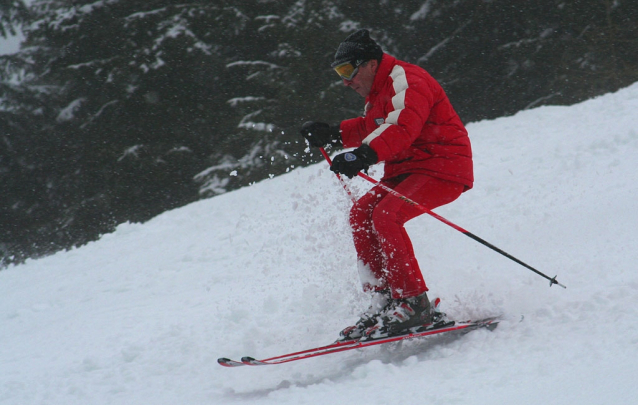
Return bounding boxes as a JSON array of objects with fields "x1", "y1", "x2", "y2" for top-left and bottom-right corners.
[
  {"x1": 217, "y1": 357, "x2": 245, "y2": 367},
  {"x1": 241, "y1": 356, "x2": 269, "y2": 366}
]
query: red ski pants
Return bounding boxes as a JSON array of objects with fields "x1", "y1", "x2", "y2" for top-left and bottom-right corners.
[{"x1": 349, "y1": 174, "x2": 464, "y2": 299}]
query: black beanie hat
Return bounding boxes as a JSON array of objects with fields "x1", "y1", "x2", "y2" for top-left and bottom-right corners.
[{"x1": 330, "y1": 29, "x2": 384, "y2": 68}]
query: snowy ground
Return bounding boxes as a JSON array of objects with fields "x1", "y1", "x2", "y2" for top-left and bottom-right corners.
[{"x1": 2, "y1": 83, "x2": 638, "y2": 404}]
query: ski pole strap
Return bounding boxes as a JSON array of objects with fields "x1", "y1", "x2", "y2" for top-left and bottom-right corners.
[{"x1": 318, "y1": 147, "x2": 566, "y2": 289}]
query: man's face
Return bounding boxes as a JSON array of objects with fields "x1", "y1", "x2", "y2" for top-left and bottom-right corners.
[{"x1": 343, "y1": 60, "x2": 378, "y2": 98}]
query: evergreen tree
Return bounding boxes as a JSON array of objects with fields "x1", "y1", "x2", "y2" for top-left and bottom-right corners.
[
  {"x1": 1, "y1": 0, "x2": 637, "y2": 266},
  {"x1": 0, "y1": 0, "x2": 28, "y2": 38}
]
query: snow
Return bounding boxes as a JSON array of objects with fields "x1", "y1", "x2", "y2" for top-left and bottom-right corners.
[
  {"x1": 56, "y1": 98, "x2": 85, "y2": 122},
  {"x1": 0, "y1": 33, "x2": 23, "y2": 55},
  {"x1": 2, "y1": 82, "x2": 638, "y2": 404}
]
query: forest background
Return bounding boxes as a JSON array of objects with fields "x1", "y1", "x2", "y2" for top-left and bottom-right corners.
[{"x1": 1, "y1": 0, "x2": 637, "y2": 266}]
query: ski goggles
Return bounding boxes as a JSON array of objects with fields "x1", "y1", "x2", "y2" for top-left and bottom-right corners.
[{"x1": 333, "y1": 61, "x2": 361, "y2": 81}]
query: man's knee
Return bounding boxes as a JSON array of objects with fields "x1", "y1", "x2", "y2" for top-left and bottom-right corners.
[{"x1": 371, "y1": 204, "x2": 398, "y2": 231}]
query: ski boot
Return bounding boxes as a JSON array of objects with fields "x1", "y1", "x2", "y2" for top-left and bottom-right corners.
[
  {"x1": 337, "y1": 289, "x2": 392, "y2": 341},
  {"x1": 363, "y1": 291, "x2": 432, "y2": 339},
  {"x1": 427, "y1": 297, "x2": 454, "y2": 329}
]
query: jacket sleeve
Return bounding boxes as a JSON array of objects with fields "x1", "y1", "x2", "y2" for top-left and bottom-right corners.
[
  {"x1": 363, "y1": 66, "x2": 435, "y2": 162},
  {"x1": 339, "y1": 117, "x2": 367, "y2": 148}
]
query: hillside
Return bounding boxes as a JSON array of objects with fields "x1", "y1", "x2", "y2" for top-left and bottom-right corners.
[{"x1": 2, "y1": 83, "x2": 638, "y2": 404}]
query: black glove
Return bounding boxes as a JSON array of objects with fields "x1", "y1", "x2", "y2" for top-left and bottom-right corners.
[
  {"x1": 330, "y1": 144, "x2": 378, "y2": 179},
  {"x1": 300, "y1": 121, "x2": 341, "y2": 148}
]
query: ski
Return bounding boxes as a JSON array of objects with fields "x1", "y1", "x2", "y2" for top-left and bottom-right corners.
[
  {"x1": 217, "y1": 357, "x2": 246, "y2": 367},
  {"x1": 217, "y1": 317, "x2": 498, "y2": 367},
  {"x1": 217, "y1": 338, "x2": 360, "y2": 368}
]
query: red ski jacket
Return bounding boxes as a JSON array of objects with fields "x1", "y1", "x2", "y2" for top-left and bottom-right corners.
[{"x1": 340, "y1": 54, "x2": 473, "y2": 190}]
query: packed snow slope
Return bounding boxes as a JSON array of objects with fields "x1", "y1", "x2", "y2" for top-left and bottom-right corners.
[{"x1": 3, "y1": 83, "x2": 638, "y2": 405}]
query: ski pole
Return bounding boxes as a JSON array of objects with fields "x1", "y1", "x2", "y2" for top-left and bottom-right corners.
[
  {"x1": 328, "y1": 160, "x2": 357, "y2": 204},
  {"x1": 319, "y1": 147, "x2": 566, "y2": 289},
  {"x1": 310, "y1": 144, "x2": 356, "y2": 203}
]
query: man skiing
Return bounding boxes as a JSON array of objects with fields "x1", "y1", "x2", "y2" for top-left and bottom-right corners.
[{"x1": 300, "y1": 29, "x2": 473, "y2": 340}]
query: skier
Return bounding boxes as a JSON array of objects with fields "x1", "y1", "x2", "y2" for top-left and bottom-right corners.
[{"x1": 300, "y1": 29, "x2": 473, "y2": 339}]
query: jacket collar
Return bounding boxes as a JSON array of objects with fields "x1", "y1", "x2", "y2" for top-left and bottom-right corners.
[{"x1": 367, "y1": 53, "x2": 396, "y2": 101}]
